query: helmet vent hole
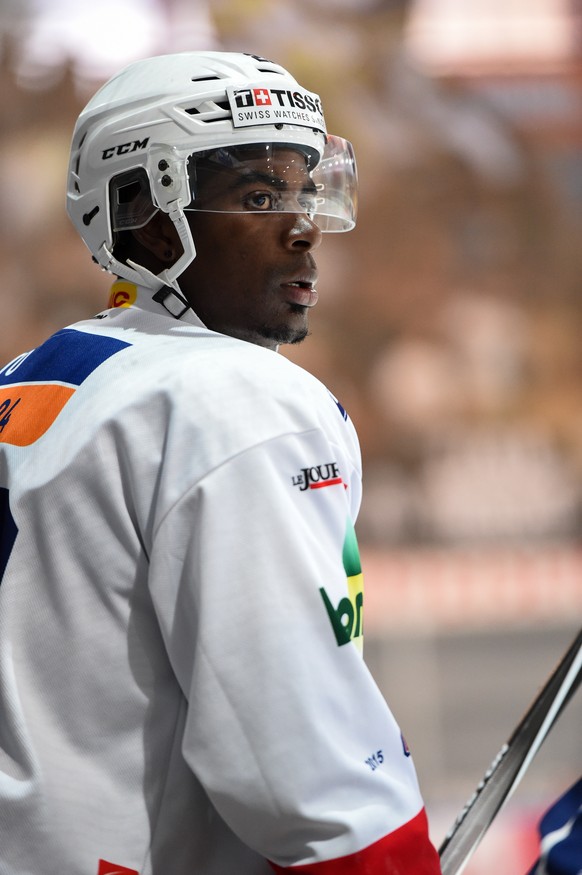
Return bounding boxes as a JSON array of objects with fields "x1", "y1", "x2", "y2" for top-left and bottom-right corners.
[
  {"x1": 191, "y1": 75, "x2": 220, "y2": 82},
  {"x1": 184, "y1": 99, "x2": 230, "y2": 117}
]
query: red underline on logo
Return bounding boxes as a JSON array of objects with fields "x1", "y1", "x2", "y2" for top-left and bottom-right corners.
[{"x1": 309, "y1": 477, "x2": 344, "y2": 489}]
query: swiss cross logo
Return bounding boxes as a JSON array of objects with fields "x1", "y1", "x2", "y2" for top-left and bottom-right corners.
[
  {"x1": 98, "y1": 861, "x2": 139, "y2": 875},
  {"x1": 253, "y1": 88, "x2": 272, "y2": 105}
]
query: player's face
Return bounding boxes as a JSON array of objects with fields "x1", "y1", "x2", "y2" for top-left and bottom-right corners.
[{"x1": 179, "y1": 148, "x2": 323, "y2": 349}]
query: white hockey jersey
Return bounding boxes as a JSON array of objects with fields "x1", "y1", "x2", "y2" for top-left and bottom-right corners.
[{"x1": 0, "y1": 281, "x2": 440, "y2": 875}]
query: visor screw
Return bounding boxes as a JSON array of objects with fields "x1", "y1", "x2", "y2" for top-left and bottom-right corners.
[
  {"x1": 158, "y1": 159, "x2": 169, "y2": 171},
  {"x1": 275, "y1": 124, "x2": 283, "y2": 130},
  {"x1": 161, "y1": 174, "x2": 172, "y2": 187}
]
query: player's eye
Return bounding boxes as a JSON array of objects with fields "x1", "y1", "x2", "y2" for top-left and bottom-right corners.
[{"x1": 244, "y1": 191, "x2": 276, "y2": 211}]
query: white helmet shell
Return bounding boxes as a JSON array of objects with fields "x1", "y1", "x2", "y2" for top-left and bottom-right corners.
[{"x1": 66, "y1": 52, "x2": 354, "y2": 293}]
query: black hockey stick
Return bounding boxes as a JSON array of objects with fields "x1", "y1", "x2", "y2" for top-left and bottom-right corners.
[{"x1": 438, "y1": 627, "x2": 582, "y2": 875}]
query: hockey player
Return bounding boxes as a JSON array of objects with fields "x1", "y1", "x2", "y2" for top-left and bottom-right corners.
[{"x1": 0, "y1": 52, "x2": 441, "y2": 874}]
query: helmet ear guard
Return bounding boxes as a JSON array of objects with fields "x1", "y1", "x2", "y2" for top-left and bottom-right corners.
[{"x1": 104, "y1": 151, "x2": 197, "y2": 294}]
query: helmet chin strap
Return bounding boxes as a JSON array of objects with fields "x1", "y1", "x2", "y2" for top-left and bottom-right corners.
[
  {"x1": 100, "y1": 201, "x2": 197, "y2": 320},
  {"x1": 147, "y1": 202, "x2": 197, "y2": 318},
  {"x1": 156, "y1": 202, "x2": 196, "y2": 293}
]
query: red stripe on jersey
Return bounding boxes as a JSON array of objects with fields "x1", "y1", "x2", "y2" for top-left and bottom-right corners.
[
  {"x1": 309, "y1": 478, "x2": 344, "y2": 489},
  {"x1": 268, "y1": 808, "x2": 441, "y2": 874},
  {"x1": 98, "y1": 860, "x2": 139, "y2": 875}
]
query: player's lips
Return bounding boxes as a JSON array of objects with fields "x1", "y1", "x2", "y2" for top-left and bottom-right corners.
[{"x1": 281, "y1": 277, "x2": 318, "y2": 308}]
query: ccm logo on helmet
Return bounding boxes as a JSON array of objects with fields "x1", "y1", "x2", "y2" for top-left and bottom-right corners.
[
  {"x1": 101, "y1": 138, "x2": 150, "y2": 160},
  {"x1": 233, "y1": 88, "x2": 322, "y2": 114}
]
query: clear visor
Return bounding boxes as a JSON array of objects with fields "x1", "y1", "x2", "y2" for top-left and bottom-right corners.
[
  {"x1": 185, "y1": 136, "x2": 357, "y2": 232},
  {"x1": 110, "y1": 135, "x2": 357, "y2": 235}
]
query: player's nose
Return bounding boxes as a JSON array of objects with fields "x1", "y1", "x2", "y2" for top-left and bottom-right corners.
[{"x1": 282, "y1": 212, "x2": 322, "y2": 251}]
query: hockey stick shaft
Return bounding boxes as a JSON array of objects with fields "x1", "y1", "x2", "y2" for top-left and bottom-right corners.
[{"x1": 438, "y1": 627, "x2": 582, "y2": 875}]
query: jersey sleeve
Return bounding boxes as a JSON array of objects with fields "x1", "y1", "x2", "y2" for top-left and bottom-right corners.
[{"x1": 148, "y1": 425, "x2": 440, "y2": 874}]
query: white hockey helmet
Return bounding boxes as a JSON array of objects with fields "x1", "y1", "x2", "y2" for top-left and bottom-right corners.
[{"x1": 66, "y1": 51, "x2": 357, "y2": 294}]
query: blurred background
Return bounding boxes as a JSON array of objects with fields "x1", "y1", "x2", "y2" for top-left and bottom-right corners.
[{"x1": 0, "y1": 0, "x2": 580, "y2": 870}]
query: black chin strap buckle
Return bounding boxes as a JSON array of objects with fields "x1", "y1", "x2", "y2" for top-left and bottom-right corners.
[{"x1": 152, "y1": 287, "x2": 191, "y2": 320}]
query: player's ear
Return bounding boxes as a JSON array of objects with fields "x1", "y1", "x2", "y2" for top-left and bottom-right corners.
[{"x1": 132, "y1": 211, "x2": 181, "y2": 264}]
